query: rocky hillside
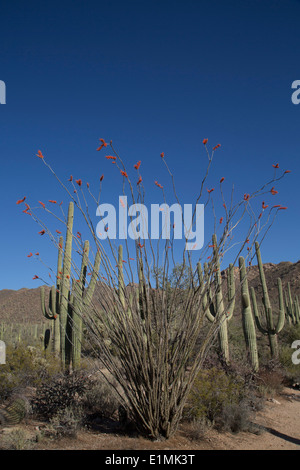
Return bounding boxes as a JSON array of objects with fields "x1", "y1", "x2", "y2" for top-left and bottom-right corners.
[{"x1": 0, "y1": 260, "x2": 299, "y2": 325}]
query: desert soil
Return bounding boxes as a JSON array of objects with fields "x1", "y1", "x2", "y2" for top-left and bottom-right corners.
[{"x1": 1, "y1": 386, "x2": 299, "y2": 451}]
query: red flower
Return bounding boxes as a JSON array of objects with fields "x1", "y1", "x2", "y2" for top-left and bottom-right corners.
[
  {"x1": 203, "y1": 138, "x2": 208, "y2": 145},
  {"x1": 272, "y1": 204, "x2": 281, "y2": 208},
  {"x1": 270, "y1": 187, "x2": 278, "y2": 195},
  {"x1": 39, "y1": 230, "x2": 45, "y2": 235},
  {"x1": 138, "y1": 243, "x2": 144, "y2": 248},
  {"x1": 220, "y1": 177, "x2": 225, "y2": 183},
  {"x1": 38, "y1": 201, "x2": 46, "y2": 208},
  {"x1": 219, "y1": 217, "x2": 223, "y2": 224},
  {"x1": 284, "y1": 170, "x2": 291, "y2": 174},
  {"x1": 154, "y1": 181, "x2": 163, "y2": 189},
  {"x1": 120, "y1": 170, "x2": 128, "y2": 178},
  {"x1": 105, "y1": 155, "x2": 117, "y2": 160},
  {"x1": 160, "y1": 152, "x2": 164, "y2": 158},
  {"x1": 27, "y1": 253, "x2": 33, "y2": 258},
  {"x1": 278, "y1": 206, "x2": 287, "y2": 210},
  {"x1": 129, "y1": 257, "x2": 135, "y2": 260},
  {"x1": 97, "y1": 138, "x2": 109, "y2": 151},
  {"x1": 48, "y1": 200, "x2": 57, "y2": 204},
  {"x1": 207, "y1": 188, "x2": 215, "y2": 193},
  {"x1": 36, "y1": 150, "x2": 44, "y2": 159},
  {"x1": 75, "y1": 179, "x2": 82, "y2": 186},
  {"x1": 56, "y1": 230, "x2": 62, "y2": 234},
  {"x1": 262, "y1": 202, "x2": 269, "y2": 209},
  {"x1": 32, "y1": 275, "x2": 39, "y2": 280},
  {"x1": 100, "y1": 174, "x2": 104, "y2": 181},
  {"x1": 134, "y1": 160, "x2": 141, "y2": 170},
  {"x1": 137, "y1": 176, "x2": 142, "y2": 185},
  {"x1": 244, "y1": 194, "x2": 250, "y2": 201},
  {"x1": 272, "y1": 163, "x2": 279, "y2": 169},
  {"x1": 213, "y1": 144, "x2": 221, "y2": 151},
  {"x1": 16, "y1": 197, "x2": 26, "y2": 205},
  {"x1": 86, "y1": 182, "x2": 90, "y2": 188},
  {"x1": 68, "y1": 175, "x2": 73, "y2": 182},
  {"x1": 77, "y1": 231, "x2": 81, "y2": 238}
]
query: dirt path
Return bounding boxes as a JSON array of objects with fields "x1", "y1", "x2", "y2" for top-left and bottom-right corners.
[
  {"x1": 206, "y1": 387, "x2": 300, "y2": 450},
  {"x1": 1, "y1": 387, "x2": 299, "y2": 450}
]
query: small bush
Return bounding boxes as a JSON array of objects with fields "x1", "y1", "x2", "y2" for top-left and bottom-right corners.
[
  {"x1": 184, "y1": 367, "x2": 244, "y2": 423},
  {"x1": 46, "y1": 406, "x2": 84, "y2": 439},
  {"x1": 184, "y1": 417, "x2": 212, "y2": 441},
  {"x1": 32, "y1": 371, "x2": 93, "y2": 420},
  {"x1": 0, "y1": 429, "x2": 33, "y2": 450},
  {"x1": 215, "y1": 401, "x2": 261, "y2": 434},
  {"x1": 0, "y1": 344, "x2": 60, "y2": 401},
  {"x1": 83, "y1": 378, "x2": 119, "y2": 419},
  {"x1": 256, "y1": 360, "x2": 285, "y2": 398}
]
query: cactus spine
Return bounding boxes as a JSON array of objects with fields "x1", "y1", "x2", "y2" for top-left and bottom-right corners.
[
  {"x1": 250, "y1": 241, "x2": 285, "y2": 358},
  {"x1": 239, "y1": 256, "x2": 259, "y2": 372}
]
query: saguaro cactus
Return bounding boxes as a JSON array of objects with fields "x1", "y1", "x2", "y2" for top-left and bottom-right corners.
[
  {"x1": 250, "y1": 241, "x2": 285, "y2": 358},
  {"x1": 41, "y1": 202, "x2": 101, "y2": 369},
  {"x1": 198, "y1": 234, "x2": 235, "y2": 364},
  {"x1": 285, "y1": 283, "x2": 300, "y2": 325},
  {"x1": 41, "y1": 235, "x2": 63, "y2": 356},
  {"x1": 239, "y1": 256, "x2": 259, "y2": 372},
  {"x1": 71, "y1": 240, "x2": 101, "y2": 369}
]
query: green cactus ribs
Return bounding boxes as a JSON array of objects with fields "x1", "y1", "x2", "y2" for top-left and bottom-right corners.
[{"x1": 40, "y1": 202, "x2": 101, "y2": 370}]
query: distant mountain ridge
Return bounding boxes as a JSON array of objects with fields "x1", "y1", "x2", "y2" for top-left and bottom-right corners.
[{"x1": 0, "y1": 260, "x2": 299, "y2": 324}]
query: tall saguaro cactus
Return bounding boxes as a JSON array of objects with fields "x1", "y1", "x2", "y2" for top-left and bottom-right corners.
[
  {"x1": 71, "y1": 240, "x2": 101, "y2": 369},
  {"x1": 40, "y1": 235, "x2": 63, "y2": 356},
  {"x1": 239, "y1": 256, "x2": 259, "y2": 372},
  {"x1": 198, "y1": 234, "x2": 235, "y2": 364},
  {"x1": 40, "y1": 201, "x2": 101, "y2": 369},
  {"x1": 250, "y1": 241, "x2": 285, "y2": 358}
]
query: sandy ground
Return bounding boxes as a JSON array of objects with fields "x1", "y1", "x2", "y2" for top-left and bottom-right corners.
[{"x1": 1, "y1": 387, "x2": 299, "y2": 451}]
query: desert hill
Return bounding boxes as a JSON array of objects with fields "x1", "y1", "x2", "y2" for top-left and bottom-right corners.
[{"x1": 0, "y1": 260, "x2": 299, "y2": 325}]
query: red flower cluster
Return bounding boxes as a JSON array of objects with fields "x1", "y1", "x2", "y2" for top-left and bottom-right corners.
[{"x1": 97, "y1": 138, "x2": 108, "y2": 151}]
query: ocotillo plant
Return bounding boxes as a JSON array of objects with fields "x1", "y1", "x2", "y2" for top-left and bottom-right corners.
[
  {"x1": 21, "y1": 138, "x2": 290, "y2": 440},
  {"x1": 250, "y1": 241, "x2": 285, "y2": 358},
  {"x1": 239, "y1": 256, "x2": 259, "y2": 372},
  {"x1": 199, "y1": 234, "x2": 235, "y2": 364}
]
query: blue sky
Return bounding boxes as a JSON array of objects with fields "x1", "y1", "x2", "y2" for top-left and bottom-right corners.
[{"x1": 0, "y1": 0, "x2": 299, "y2": 290}]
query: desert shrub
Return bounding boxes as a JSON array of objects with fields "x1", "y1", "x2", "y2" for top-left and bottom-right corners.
[
  {"x1": 45, "y1": 406, "x2": 84, "y2": 439},
  {"x1": 0, "y1": 429, "x2": 33, "y2": 450},
  {"x1": 184, "y1": 417, "x2": 212, "y2": 441},
  {"x1": 256, "y1": 360, "x2": 285, "y2": 398},
  {"x1": 215, "y1": 401, "x2": 261, "y2": 434},
  {"x1": 32, "y1": 371, "x2": 93, "y2": 420},
  {"x1": 0, "y1": 344, "x2": 60, "y2": 401},
  {"x1": 82, "y1": 378, "x2": 119, "y2": 419},
  {"x1": 184, "y1": 367, "x2": 245, "y2": 423}
]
